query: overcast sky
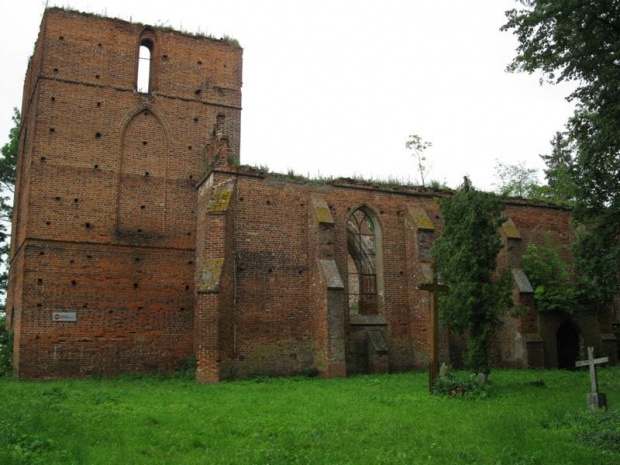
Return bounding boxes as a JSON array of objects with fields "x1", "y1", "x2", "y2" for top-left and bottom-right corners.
[{"x1": 1, "y1": 0, "x2": 576, "y2": 190}]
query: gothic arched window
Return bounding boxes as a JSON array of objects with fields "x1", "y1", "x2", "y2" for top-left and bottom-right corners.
[{"x1": 347, "y1": 207, "x2": 382, "y2": 315}]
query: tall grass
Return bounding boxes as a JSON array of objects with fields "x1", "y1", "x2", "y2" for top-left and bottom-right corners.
[{"x1": 1, "y1": 368, "x2": 619, "y2": 464}]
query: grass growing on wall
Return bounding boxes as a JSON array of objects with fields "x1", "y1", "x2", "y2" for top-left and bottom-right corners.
[{"x1": 1, "y1": 368, "x2": 619, "y2": 464}]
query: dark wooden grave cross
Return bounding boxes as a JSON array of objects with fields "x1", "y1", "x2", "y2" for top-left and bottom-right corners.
[
  {"x1": 419, "y1": 264, "x2": 448, "y2": 394},
  {"x1": 575, "y1": 346, "x2": 609, "y2": 411}
]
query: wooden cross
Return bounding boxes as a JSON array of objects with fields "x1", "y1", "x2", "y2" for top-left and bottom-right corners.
[
  {"x1": 419, "y1": 264, "x2": 448, "y2": 394},
  {"x1": 575, "y1": 346, "x2": 608, "y2": 411}
]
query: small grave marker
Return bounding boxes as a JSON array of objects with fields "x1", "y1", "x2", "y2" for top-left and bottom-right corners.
[{"x1": 575, "y1": 346, "x2": 608, "y2": 411}]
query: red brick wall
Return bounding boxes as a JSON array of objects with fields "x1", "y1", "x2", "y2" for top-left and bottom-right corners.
[
  {"x1": 9, "y1": 8, "x2": 242, "y2": 379},
  {"x1": 195, "y1": 173, "x2": 580, "y2": 379}
]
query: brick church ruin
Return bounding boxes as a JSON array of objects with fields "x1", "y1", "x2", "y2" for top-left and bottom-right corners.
[{"x1": 7, "y1": 8, "x2": 617, "y2": 381}]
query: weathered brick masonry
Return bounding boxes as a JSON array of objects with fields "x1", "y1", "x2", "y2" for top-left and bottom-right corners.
[{"x1": 7, "y1": 8, "x2": 617, "y2": 380}]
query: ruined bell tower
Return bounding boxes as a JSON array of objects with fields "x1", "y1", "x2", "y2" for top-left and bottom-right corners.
[{"x1": 7, "y1": 7, "x2": 242, "y2": 379}]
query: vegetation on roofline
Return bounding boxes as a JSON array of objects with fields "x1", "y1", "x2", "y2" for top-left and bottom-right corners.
[
  {"x1": 246, "y1": 164, "x2": 451, "y2": 192},
  {"x1": 46, "y1": 6, "x2": 241, "y2": 47}
]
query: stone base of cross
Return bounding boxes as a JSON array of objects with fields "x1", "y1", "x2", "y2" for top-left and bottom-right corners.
[
  {"x1": 575, "y1": 346, "x2": 609, "y2": 411},
  {"x1": 586, "y1": 393, "x2": 607, "y2": 411}
]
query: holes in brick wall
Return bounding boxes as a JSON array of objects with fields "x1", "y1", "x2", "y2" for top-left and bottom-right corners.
[
  {"x1": 93, "y1": 164, "x2": 99, "y2": 170},
  {"x1": 53, "y1": 68, "x2": 59, "y2": 73},
  {"x1": 268, "y1": 268, "x2": 273, "y2": 273},
  {"x1": 96, "y1": 102, "x2": 101, "y2": 107},
  {"x1": 87, "y1": 255, "x2": 92, "y2": 259},
  {"x1": 193, "y1": 117, "x2": 199, "y2": 123},
  {"x1": 399, "y1": 271, "x2": 404, "y2": 275},
  {"x1": 37, "y1": 303, "x2": 42, "y2": 307},
  {"x1": 45, "y1": 221, "x2": 51, "y2": 225},
  {"x1": 83, "y1": 303, "x2": 88, "y2": 308},
  {"x1": 71, "y1": 280, "x2": 77, "y2": 286},
  {"x1": 98, "y1": 43, "x2": 102, "y2": 47},
  {"x1": 142, "y1": 141, "x2": 147, "y2": 146},
  {"x1": 188, "y1": 145, "x2": 192, "y2": 150},
  {"x1": 180, "y1": 307, "x2": 186, "y2": 311},
  {"x1": 49, "y1": 128, "x2": 55, "y2": 134},
  {"x1": 137, "y1": 229, "x2": 143, "y2": 234},
  {"x1": 266, "y1": 200, "x2": 271, "y2": 205},
  {"x1": 37, "y1": 278, "x2": 43, "y2": 285},
  {"x1": 162, "y1": 55, "x2": 168, "y2": 61},
  {"x1": 186, "y1": 232, "x2": 191, "y2": 236},
  {"x1": 85, "y1": 222, "x2": 92, "y2": 229},
  {"x1": 51, "y1": 97, "x2": 56, "y2": 104},
  {"x1": 39, "y1": 251, "x2": 45, "y2": 256},
  {"x1": 69, "y1": 259, "x2": 75, "y2": 264},
  {"x1": 95, "y1": 74, "x2": 100, "y2": 79},
  {"x1": 194, "y1": 89, "x2": 202, "y2": 95},
  {"x1": 239, "y1": 197, "x2": 244, "y2": 201},
  {"x1": 185, "y1": 285, "x2": 190, "y2": 290},
  {"x1": 140, "y1": 205, "x2": 145, "y2": 210},
  {"x1": 143, "y1": 172, "x2": 149, "y2": 177},
  {"x1": 59, "y1": 36, "x2": 64, "y2": 41},
  {"x1": 188, "y1": 260, "x2": 193, "y2": 265},
  {"x1": 197, "y1": 60, "x2": 202, "y2": 65},
  {"x1": 189, "y1": 175, "x2": 193, "y2": 180},
  {"x1": 133, "y1": 283, "x2": 139, "y2": 289},
  {"x1": 135, "y1": 257, "x2": 140, "y2": 262},
  {"x1": 380, "y1": 210, "x2": 384, "y2": 214},
  {"x1": 74, "y1": 198, "x2": 79, "y2": 203},
  {"x1": 95, "y1": 132, "x2": 102, "y2": 139},
  {"x1": 40, "y1": 156, "x2": 46, "y2": 162}
]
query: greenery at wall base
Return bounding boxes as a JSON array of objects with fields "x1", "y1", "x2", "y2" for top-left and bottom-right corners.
[{"x1": 0, "y1": 368, "x2": 618, "y2": 464}]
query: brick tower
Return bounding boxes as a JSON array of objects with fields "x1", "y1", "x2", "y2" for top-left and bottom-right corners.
[{"x1": 7, "y1": 8, "x2": 242, "y2": 379}]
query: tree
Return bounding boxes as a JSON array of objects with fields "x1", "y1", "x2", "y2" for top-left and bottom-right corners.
[
  {"x1": 522, "y1": 235, "x2": 578, "y2": 313},
  {"x1": 0, "y1": 108, "x2": 19, "y2": 306},
  {"x1": 405, "y1": 134, "x2": 432, "y2": 187},
  {"x1": 503, "y1": 1, "x2": 620, "y2": 305},
  {"x1": 493, "y1": 159, "x2": 541, "y2": 198},
  {"x1": 539, "y1": 131, "x2": 575, "y2": 204},
  {"x1": 432, "y1": 178, "x2": 514, "y2": 377}
]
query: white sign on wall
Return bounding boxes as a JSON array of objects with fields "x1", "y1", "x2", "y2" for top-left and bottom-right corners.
[{"x1": 51, "y1": 311, "x2": 77, "y2": 322}]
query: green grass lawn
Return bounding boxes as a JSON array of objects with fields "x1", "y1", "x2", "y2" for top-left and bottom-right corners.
[{"x1": 1, "y1": 368, "x2": 619, "y2": 464}]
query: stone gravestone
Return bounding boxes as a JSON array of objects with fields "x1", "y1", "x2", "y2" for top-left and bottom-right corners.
[
  {"x1": 439, "y1": 362, "x2": 449, "y2": 381},
  {"x1": 575, "y1": 346, "x2": 608, "y2": 411}
]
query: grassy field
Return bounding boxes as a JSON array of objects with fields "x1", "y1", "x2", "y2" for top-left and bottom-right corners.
[{"x1": 0, "y1": 368, "x2": 619, "y2": 464}]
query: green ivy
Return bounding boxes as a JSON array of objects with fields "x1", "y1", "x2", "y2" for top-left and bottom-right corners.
[{"x1": 522, "y1": 235, "x2": 579, "y2": 313}]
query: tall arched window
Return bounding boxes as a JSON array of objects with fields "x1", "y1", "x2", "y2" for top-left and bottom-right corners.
[
  {"x1": 137, "y1": 39, "x2": 153, "y2": 93},
  {"x1": 347, "y1": 207, "x2": 382, "y2": 315}
]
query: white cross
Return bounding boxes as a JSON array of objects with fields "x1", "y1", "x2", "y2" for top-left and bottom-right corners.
[{"x1": 575, "y1": 346, "x2": 608, "y2": 393}]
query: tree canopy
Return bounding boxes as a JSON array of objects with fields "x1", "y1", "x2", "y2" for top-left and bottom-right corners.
[
  {"x1": 0, "y1": 108, "x2": 19, "y2": 305},
  {"x1": 503, "y1": 0, "x2": 620, "y2": 305},
  {"x1": 432, "y1": 178, "x2": 513, "y2": 375},
  {"x1": 493, "y1": 159, "x2": 541, "y2": 199}
]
